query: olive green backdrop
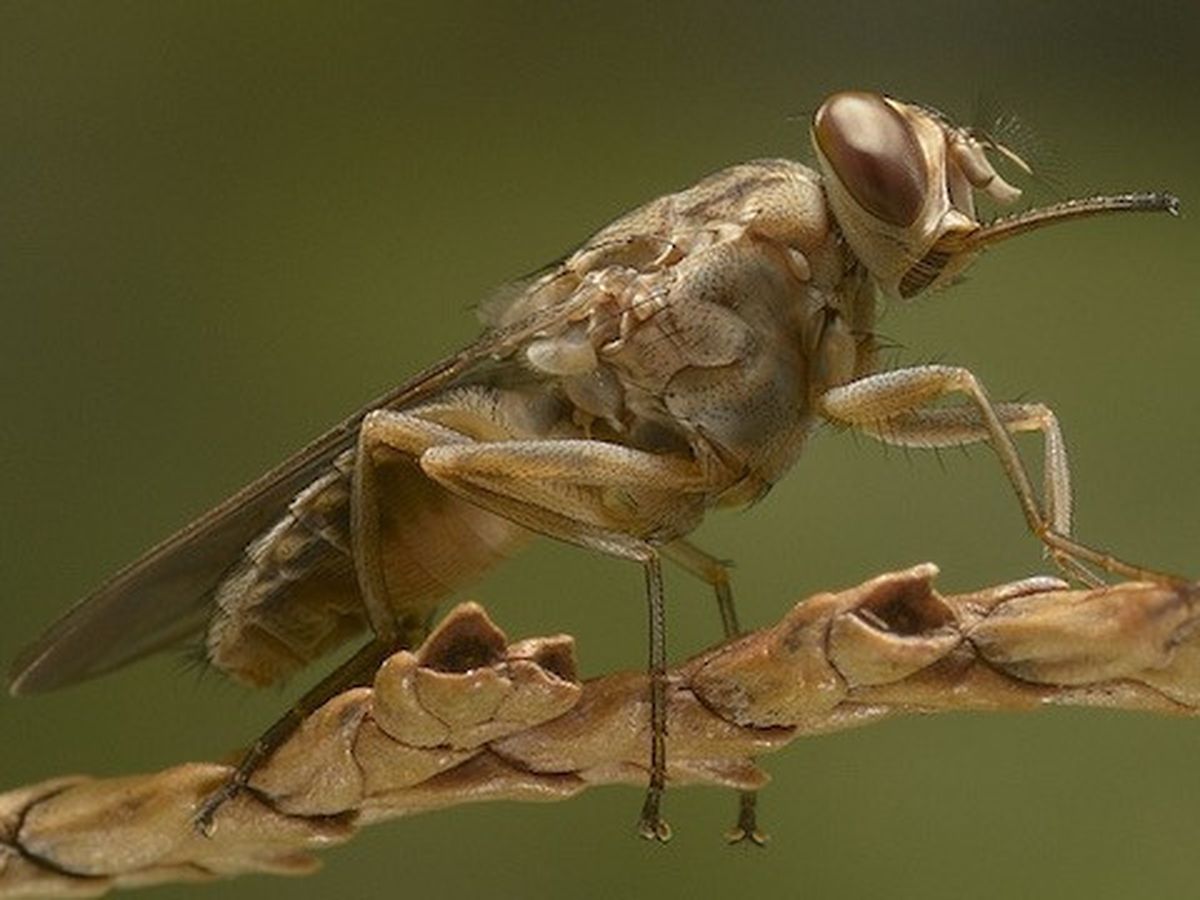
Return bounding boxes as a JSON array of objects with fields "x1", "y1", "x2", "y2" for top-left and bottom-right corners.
[{"x1": 3, "y1": 3, "x2": 1199, "y2": 899}]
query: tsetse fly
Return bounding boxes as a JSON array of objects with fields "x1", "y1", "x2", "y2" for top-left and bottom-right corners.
[{"x1": 9, "y1": 91, "x2": 1186, "y2": 842}]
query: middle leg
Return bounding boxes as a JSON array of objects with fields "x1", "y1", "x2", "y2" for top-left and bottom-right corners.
[{"x1": 418, "y1": 437, "x2": 716, "y2": 842}]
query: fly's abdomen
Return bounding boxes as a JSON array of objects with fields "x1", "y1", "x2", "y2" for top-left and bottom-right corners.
[{"x1": 206, "y1": 447, "x2": 527, "y2": 686}]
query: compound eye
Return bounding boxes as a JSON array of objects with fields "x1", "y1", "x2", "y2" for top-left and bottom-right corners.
[{"x1": 814, "y1": 91, "x2": 927, "y2": 227}]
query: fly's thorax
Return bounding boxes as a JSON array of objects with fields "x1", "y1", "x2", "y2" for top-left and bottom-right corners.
[
  {"x1": 667, "y1": 159, "x2": 831, "y2": 254},
  {"x1": 510, "y1": 157, "x2": 881, "y2": 501},
  {"x1": 553, "y1": 158, "x2": 826, "y2": 247}
]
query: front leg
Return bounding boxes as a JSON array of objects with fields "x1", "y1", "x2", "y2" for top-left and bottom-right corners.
[
  {"x1": 819, "y1": 365, "x2": 1187, "y2": 587},
  {"x1": 416, "y1": 438, "x2": 758, "y2": 843}
]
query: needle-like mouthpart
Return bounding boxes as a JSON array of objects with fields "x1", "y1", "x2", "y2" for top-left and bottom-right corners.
[{"x1": 963, "y1": 191, "x2": 1181, "y2": 250}]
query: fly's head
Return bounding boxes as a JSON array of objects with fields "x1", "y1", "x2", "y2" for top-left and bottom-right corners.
[{"x1": 811, "y1": 90, "x2": 1179, "y2": 299}]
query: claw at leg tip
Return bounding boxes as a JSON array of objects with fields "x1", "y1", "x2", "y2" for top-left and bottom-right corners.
[
  {"x1": 193, "y1": 811, "x2": 217, "y2": 839},
  {"x1": 638, "y1": 815, "x2": 673, "y2": 843},
  {"x1": 725, "y1": 826, "x2": 770, "y2": 847}
]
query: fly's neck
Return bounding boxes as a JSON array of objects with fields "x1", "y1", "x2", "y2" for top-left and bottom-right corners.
[{"x1": 847, "y1": 266, "x2": 882, "y2": 381}]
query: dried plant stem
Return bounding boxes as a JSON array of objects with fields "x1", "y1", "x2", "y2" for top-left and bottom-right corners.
[{"x1": 2, "y1": 564, "x2": 1198, "y2": 897}]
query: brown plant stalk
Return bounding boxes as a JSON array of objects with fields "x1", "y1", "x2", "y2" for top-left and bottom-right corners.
[{"x1": 2, "y1": 563, "x2": 1199, "y2": 897}]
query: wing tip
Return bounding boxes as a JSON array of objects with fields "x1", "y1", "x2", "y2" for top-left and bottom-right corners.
[
  {"x1": 9, "y1": 663, "x2": 47, "y2": 696},
  {"x1": 8, "y1": 645, "x2": 70, "y2": 695}
]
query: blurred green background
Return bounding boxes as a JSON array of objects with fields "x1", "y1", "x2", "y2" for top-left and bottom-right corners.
[{"x1": 2, "y1": 3, "x2": 1199, "y2": 898}]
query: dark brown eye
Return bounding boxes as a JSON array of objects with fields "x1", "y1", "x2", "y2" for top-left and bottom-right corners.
[{"x1": 814, "y1": 91, "x2": 927, "y2": 227}]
